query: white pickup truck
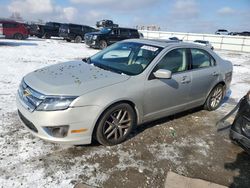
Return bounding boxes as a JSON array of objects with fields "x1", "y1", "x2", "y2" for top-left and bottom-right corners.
[{"x1": 0, "y1": 23, "x2": 5, "y2": 38}]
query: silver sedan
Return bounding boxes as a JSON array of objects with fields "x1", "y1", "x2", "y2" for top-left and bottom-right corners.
[{"x1": 16, "y1": 39, "x2": 233, "y2": 145}]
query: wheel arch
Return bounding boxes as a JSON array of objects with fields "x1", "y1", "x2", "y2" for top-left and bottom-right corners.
[
  {"x1": 91, "y1": 100, "x2": 140, "y2": 142},
  {"x1": 205, "y1": 81, "x2": 226, "y2": 104},
  {"x1": 211, "y1": 81, "x2": 226, "y2": 94}
]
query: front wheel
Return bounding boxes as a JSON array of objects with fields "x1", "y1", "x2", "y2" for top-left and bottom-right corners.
[
  {"x1": 43, "y1": 33, "x2": 51, "y2": 39},
  {"x1": 14, "y1": 33, "x2": 23, "y2": 40},
  {"x1": 204, "y1": 84, "x2": 224, "y2": 111},
  {"x1": 99, "y1": 40, "x2": 107, "y2": 49},
  {"x1": 95, "y1": 103, "x2": 136, "y2": 146}
]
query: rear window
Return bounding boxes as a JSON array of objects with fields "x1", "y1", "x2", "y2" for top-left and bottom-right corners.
[
  {"x1": 218, "y1": 30, "x2": 227, "y2": 32},
  {"x1": 191, "y1": 49, "x2": 215, "y2": 69},
  {"x1": 130, "y1": 30, "x2": 139, "y2": 36}
]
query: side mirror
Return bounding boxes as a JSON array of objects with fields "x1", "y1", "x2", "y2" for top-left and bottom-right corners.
[{"x1": 153, "y1": 69, "x2": 172, "y2": 79}]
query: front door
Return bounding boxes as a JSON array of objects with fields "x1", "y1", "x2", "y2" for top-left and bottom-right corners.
[{"x1": 143, "y1": 48, "x2": 192, "y2": 121}]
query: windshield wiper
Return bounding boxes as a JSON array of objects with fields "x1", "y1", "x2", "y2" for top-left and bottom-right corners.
[{"x1": 82, "y1": 57, "x2": 91, "y2": 64}]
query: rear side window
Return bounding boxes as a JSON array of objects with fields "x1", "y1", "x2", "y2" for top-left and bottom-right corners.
[
  {"x1": 120, "y1": 29, "x2": 129, "y2": 36},
  {"x1": 156, "y1": 48, "x2": 188, "y2": 74},
  {"x1": 130, "y1": 30, "x2": 139, "y2": 36},
  {"x1": 85, "y1": 26, "x2": 96, "y2": 32},
  {"x1": 3, "y1": 23, "x2": 18, "y2": 28},
  {"x1": 70, "y1": 24, "x2": 81, "y2": 30},
  {"x1": 191, "y1": 49, "x2": 215, "y2": 69}
]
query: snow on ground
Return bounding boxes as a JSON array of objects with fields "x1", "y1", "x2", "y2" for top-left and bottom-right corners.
[{"x1": 0, "y1": 38, "x2": 249, "y2": 188}]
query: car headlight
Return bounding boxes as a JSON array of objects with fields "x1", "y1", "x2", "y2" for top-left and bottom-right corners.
[
  {"x1": 92, "y1": 35, "x2": 98, "y2": 40},
  {"x1": 36, "y1": 97, "x2": 77, "y2": 111}
]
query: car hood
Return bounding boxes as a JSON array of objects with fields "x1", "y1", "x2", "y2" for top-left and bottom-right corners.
[
  {"x1": 24, "y1": 61, "x2": 130, "y2": 96},
  {"x1": 86, "y1": 31, "x2": 105, "y2": 36}
]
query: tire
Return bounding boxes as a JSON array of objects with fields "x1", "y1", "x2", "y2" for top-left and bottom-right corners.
[
  {"x1": 14, "y1": 33, "x2": 23, "y2": 40},
  {"x1": 95, "y1": 103, "x2": 136, "y2": 146},
  {"x1": 74, "y1": 36, "x2": 82, "y2": 43},
  {"x1": 44, "y1": 33, "x2": 51, "y2": 39},
  {"x1": 99, "y1": 40, "x2": 107, "y2": 49},
  {"x1": 204, "y1": 84, "x2": 224, "y2": 111}
]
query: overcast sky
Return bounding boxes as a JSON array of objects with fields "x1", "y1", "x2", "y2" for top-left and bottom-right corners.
[{"x1": 0, "y1": 0, "x2": 249, "y2": 33}]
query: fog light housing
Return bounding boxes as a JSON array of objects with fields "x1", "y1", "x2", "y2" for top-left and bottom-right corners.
[{"x1": 44, "y1": 125, "x2": 69, "y2": 138}]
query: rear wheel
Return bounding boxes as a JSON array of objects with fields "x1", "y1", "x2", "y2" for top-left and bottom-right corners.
[
  {"x1": 74, "y1": 36, "x2": 82, "y2": 43},
  {"x1": 95, "y1": 103, "x2": 136, "y2": 146},
  {"x1": 14, "y1": 33, "x2": 23, "y2": 40},
  {"x1": 204, "y1": 84, "x2": 224, "y2": 111},
  {"x1": 99, "y1": 40, "x2": 107, "y2": 49},
  {"x1": 44, "y1": 33, "x2": 51, "y2": 39}
]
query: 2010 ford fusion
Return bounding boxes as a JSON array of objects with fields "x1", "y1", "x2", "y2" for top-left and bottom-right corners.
[{"x1": 17, "y1": 39, "x2": 233, "y2": 145}]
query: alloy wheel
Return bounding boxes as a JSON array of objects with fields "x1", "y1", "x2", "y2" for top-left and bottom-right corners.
[
  {"x1": 103, "y1": 109, "x2": 131, "y2": 141},
  {"x1": 210, "y1": 86, "x2": 223, "y2": 108}
]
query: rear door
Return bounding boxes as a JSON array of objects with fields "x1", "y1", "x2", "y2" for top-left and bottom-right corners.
[
  {"x1": 0, "y1": 23, "x2": 3, "y2": 36},
  {"x1": 189, "y1": 48, "x2": 220, "y2": 104},
  {"x1": 108, "y1": 28, "x2": 119, "y2": 44},
  {"x1": 143, "y1": 48, "x2": 192, "y2": 121},
  {"x1": 129, "y1": 29, "x2": 139, "y2": 39},
  {"x1": 119, "y1": 28, "x2": 130, "y2": 40},
  {"x1": 3, "y1": 22, "x2": 18, "y2": 37}
]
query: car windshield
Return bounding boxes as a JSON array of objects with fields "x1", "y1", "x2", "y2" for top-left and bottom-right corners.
[
  {"x1": 100, "y1": 28, "x2": 111, "y2": 34},
  {"x1": 89, "y1": 42, "x2": 163, "y2": 75}
]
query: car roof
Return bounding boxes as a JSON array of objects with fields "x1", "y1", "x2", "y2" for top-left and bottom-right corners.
[
  {"x1": 124, "y1": 39, "x2": 204, "y2": 49},
  {"x1": 110, "y1": 27, "x2": 137, "y2": 30},
  {"x1": 0, "y1": 20, "x2": 18, "y2": 23}
]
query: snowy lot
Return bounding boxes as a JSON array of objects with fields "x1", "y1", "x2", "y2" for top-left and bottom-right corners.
[{"x1": 0, "y1": 38, "x2": 249, "y2": 188}]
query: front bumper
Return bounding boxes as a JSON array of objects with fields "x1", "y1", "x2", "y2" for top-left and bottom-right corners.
[
  {"x1": 230, "y1": 129, "x2": 250, "y2": 154},
  {"x1": 16, "y1": 94, "x2": 101, "y2": 145},
  {"x1": 84, "y1": 37, "x2": 99, "y2": 48}
]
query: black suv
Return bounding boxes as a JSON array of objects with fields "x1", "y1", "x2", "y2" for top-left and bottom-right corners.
[
  {"x1": 34, "y1": 22, "x2": 62, "y2": 39},
  {"x1": 59, "y1": 23, "x2": 97, "y2": 43},
  {"x1": 84, "y1": 27, "x2": 140, "y2": 49}
]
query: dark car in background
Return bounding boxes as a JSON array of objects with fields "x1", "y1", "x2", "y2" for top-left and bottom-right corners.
[
  {"x1": 35, "y1": 22, "x2": 62, "y2": 39},
  {"x1": 238, "y1": 31, "x2": 250, "y2": 36},
  {"x1": 84, "y1": 27, "x2": 140, "y2": 49},
  {"x1": 59, "y1": 23, "x2": 97, "y2": 43},
  {"x1": 96, "y1": 19, "x2": 118, "y2": 28},
  {"x1": 0, "y1": 20, "x2": 29, "y2": 40},
  {"x1": 215, "y1": 29, "x2": 229, "y2": 35}
]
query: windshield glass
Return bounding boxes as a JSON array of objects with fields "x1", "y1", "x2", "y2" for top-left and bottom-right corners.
[
  {"x1": 90, "y1": 42, "x2": 163, "y2": 75},
  {"x1": 100, "y1": 28, "x2": 111, "y2": 34}
]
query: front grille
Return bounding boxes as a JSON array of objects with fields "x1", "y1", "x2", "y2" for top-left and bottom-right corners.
[
  {"x1": 18, "y1": 80, "x2": 44, "y2": 112},
  {"x1": 18, "y1": 110, "x2": 38, "y2": 133},
  {"x1": 84, "y1": 35, "x2": 92, "y2": 41}
]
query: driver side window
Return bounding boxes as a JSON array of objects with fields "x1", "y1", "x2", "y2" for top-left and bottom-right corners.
[{"x1": 155, "y1": 48, "x2": 188, "y2": 74}]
